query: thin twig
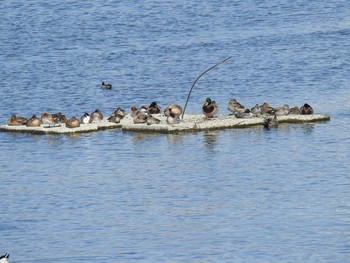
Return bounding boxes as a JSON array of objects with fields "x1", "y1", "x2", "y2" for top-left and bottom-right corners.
[{"x1": 181, "y1": 56, "x2": 232, "y2": 119}]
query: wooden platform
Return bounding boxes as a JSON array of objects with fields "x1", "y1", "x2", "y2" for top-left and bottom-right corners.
[{"x1": 0, "y1": 114, "x2": 330, "y2": 134}]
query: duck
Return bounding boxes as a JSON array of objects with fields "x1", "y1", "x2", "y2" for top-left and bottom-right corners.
[
  {"x1": 164, "y1": 104, "x2": 182, "y2": 124},
  {"x1": 65, "y1": 116, "x2": 80, "y2": 128},
  {"x1": 108, "y1": 114, "x2": 121, "y2": 123},
  {"x1": 0, "y1": 253, "x2": 9, "y2": 263},
  {"x1": 147, "y1": 101, "x2": 161, "y2": 114},
  {"x1": 147, "y1": 114, "x2": 161, "y2": 125},
  {"x1": 300, "y1": 103, "x2": 314, "y2": 115},
  {"x1": 250, "y1": 104, "x2": 261, "y2": 116},
  {"x1": 274, "y1": 104, "x2": 289, "y2": 116},
  {"x1": 52, "y1": 112, "x2": 67, "y2": 123},
  {"x1": 90, "y1": 109, "x2": 103, "y2": 122},
  {"x1": 263, "y1": 115, "x2": 279, "y2": 129},
  {"x1": 227, "y1": 99, "x2": 245, "y2": 114},
  {"x1": 80, "y1": 112, "x2": 91, "y2": 124},
  {"x1": 101, "y1": 81, "x2": 112, "y2": 89},
  {"x1": 288, "y1": 106, "x2": 300, "y2": 115},
  {"x1": 260, "y1": 102, "x2": 275, "y2": 115},
  {"x1": 133, "y1": 110, "x2": 148, "y2": 124},
  {"x1": 202, "y1": 97, "x2": 219, "y2": 119},
  {"x1": 41, "y1": 112, "x2": 59, "y2": 127},
  {"x1": 7, "y1": 114, "x2": 28, "y2": 126},
  {"x1": 26, "y1": 114, "x2": 41, "y2": 127},
  {"x1": 235, "y1": 109, "x2": 253, "y2": 118},
  {"x1": 112, "y1": 107, "x2": 126, "y2": 119},
  {"x1": 130, "y1": 106, "x2": 139, "y2": 118}
]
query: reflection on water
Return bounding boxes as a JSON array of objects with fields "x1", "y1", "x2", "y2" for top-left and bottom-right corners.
[{"x1": 202, "y1": 130, "x2": 219, "y2": 152}]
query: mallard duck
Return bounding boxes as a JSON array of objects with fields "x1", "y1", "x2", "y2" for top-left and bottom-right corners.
[
  {"x1": 227, "y1": 99, "x2": 245, "y2": 114},
  {"x1": 41, "y1": 112, "x2": 59, "y2": 127},
  {"x1": 148, "y1": 101, "x2": 161, "y2": 114},
  {"x1": 288, "y1": 106, "x2": 300, "y2": 115},
  {"x1": 80, "y1": 112, "x2": 91, "y2": 124},
  {"x1": 300, "y1": 103, "x2": 314, "y2": 115},
  {"x1": 7, "y1": 114, "x2": 28, "y2": 126},
  {"x1": 52, "y1": 112, "x2": 67, "y2": 123},
  {"x1": 263, "y1": 115, "x2": 279, "y2": 129},
  {"x1": 260, "y1": 102, "x2": 275, "y2": 115},
  {"x1": 26, "y1": 114, "x2": 41, "y2": 127},
  {"x1": 164, "y1": 104, "x2": 182, "y2": 118},
  {"x1": 147, "y1": 114, "x2": 161, "y2": 125},
  {"x1": 65, "y1": 116, "x2": 80, "y2": 128},
  {"x1": 235, "y1": 109, "x2": 253, "y2": 118},
  {"x1": 112, "y1": 107, "x2": 126, "y2": 119},
  {"x1": 250, "y1": 104, "x2": 261, "y2": 116},
  {"x1": 0, "y1": 253, "x2": 9, "y2": 263},
  {"x1": 108, "y1": 114, "x2": 121, "y2": 123},
  {"x1": 90, "y1": 109, "x2": 103, "y2": 122},
  {"x1": 133, "y1": 110, "x2": 148, "y2": 124},
  {"x1": 274, "y1": 104, "x2": 289, "y2": 116},
  {"x1": 130, "y1": 106, "x2": 138, "y2": 118},
  {"x1": 202, "y1": 97, "x2": 219, "y2": 119},
  {"x1": 101, "y1": 81, "x2": 112, "y2": 89}
]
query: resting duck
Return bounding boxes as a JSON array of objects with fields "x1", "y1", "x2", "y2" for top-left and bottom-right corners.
[
  {"x1": 300, "y1": 103, "x2": 314, "y2": 115},
  {"x1": 146, "y1": 115, "x2": 161, "y2": 125},
  {"x1": 260, "y1": 102, "x2": 275, "y2": 115},
  {"x1": 164, "y1": 104, "x2": 182, "y2": 124},
  {"x1": 250, "y1": 104, "x2": 261, "y2": 116},
  {"x1": 80, "y1": 112, "x2": 91, "y2": 124},
  {"x1": 148, "y1": 101, "x2": 161, "y2": 114},
  {"x1": 26, "y1": 114, "x2": 41, "y2": 127},
  {"x1": 107, "y1": 108, "x2": 125, "y2": 123},
  {"x1": 7, "y1": 114, "x2": 28, "y2": 126},
  {"x1": 52, "y1": 112, "x2": 67, "y2": 123},
  {"x1": 41, "y1": 112, "x2": 59, "y2": 126},
  {"x1": 263, "y1": 115, "x2": 279, "y2": 129},
  {"x1": 288, "y1": 106, "x2": 300, "y2": 115},
  {"x1": 0, "y1": 253, "x2": 9, "y2": 263},
  {"x1": 101, "y1": 81, "x2": 112, "y2": 89},
  {"x1": 235, "y1": 109, "x2": 253, "y2": 118},
  {"x1": 65, "y1": 116, "x2": 80, "y2": 128},
  {"x1": 202, "y1": 97, "x2": 218, "y2": 119},
  {"x1": 90, "y1": 109, "x2": 103, "y2": 122},
  {"x1": 130, "y1": 106, "x2": 138, "y2": 118},
  {"x1": 133, "y1": 110, "x2": 148, "y2": 124},
  {"x1": 274, "y1": 104, "x2": 289, "y2": 116},
  {"x1": 227, "y1": 99, "x2": 245, "y2": 114}
]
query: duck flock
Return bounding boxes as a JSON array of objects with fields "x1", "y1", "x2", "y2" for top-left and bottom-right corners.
[{"x1": 6, "y1": 82, "x2": 314, "y2": 129}]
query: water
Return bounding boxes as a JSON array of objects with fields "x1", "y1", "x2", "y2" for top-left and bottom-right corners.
[{"x1": 1, "y1": 1, "x2": 349, "y2": 262}]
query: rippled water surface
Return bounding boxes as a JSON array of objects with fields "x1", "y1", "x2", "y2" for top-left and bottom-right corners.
[{"x1": 1, "y1": 1, "x2": 349, "y2": 262}]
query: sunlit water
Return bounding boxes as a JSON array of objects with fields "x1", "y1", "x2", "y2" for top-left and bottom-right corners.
[{"x1": 0, "y1": 1, "x2": 349, "y2": 262}]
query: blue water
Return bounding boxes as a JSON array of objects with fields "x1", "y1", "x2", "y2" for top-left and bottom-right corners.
[{"x1": 1, "y1": 1, "x2": 349, "y2": 262}]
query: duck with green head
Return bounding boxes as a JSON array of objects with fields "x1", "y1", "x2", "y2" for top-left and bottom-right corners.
[{"x1": 202, "y1": 97, "x2": 219, "y2": 119}]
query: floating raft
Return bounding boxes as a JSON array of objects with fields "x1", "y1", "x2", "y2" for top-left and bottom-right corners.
[
  {"x1": 0, "y1": 114, "x2": 330, "y2": 134},
  {"x1": 0, "y1": 119, "x2": 121, "y2": 134}
]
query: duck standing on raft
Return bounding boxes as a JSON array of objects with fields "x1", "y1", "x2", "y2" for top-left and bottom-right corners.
[{"x1": 202, "y1": 97, "x2": 219, "y2": 119}]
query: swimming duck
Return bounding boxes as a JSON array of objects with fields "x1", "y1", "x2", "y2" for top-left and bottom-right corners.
[
  {"x1": 41, "y1": 112, "x2": 59, "y2": 127},
  {"x1": 0, "y1": 253, "x2": 9, "y2": 263},
  {"x1": 148, "y1": 101, "x2": 161, "y2": 114},
  {"x1": 300, "y1": 103, "x2": 314, "y2": 115},
  {"x1": 133, "y1": 110, "x2": 148, "y2": 124},
  {"x1": 65, "y1": 116, "x2": 80, "y2": 128},
  {"x1": 80, "y1": 112, "x2": 91, "y2": 124},
  {"x1": 288, "y1": 106, "x2": 300, "y2": 115},
  {"x1": 90, "y1": 109, "x2": 103, "y2": 122},
  {"x1": 274, "y1": 104, "x2": 289, "y2": 116},
  {"x1": 26, "y1": 114, "x2": 41, "y2": 127},
  {"x1": 101, "y1": 81, "x2": 112, "y2": 89},
  {"x1": 202, "y1": 97, "x2": 219, "y2": 119},
  {"x1": 263, "y1": 115, "x2": 279, "y2": 129},
  {"x1": 146, "y1": 114, "x2": 161, "y2": 125},
  {"x1": 227, "y1": 99, "x2": 245, "y2": 114},
  {"x1": 250, "y1": 104, "x2": 261, "y2": 116},
  {"x1": 7, "y1": 114, "x2": 28, "y2": 126},
  {"x1": 260, "y1": 102, "x2": 275, "y2": 115}
]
